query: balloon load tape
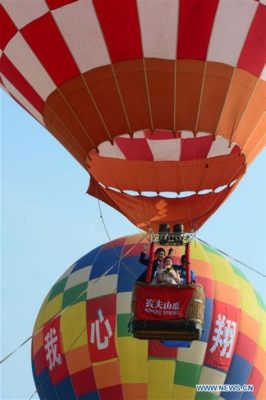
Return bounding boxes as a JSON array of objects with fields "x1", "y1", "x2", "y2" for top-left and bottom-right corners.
[{"x1": 151, "y1": 224, "x2": 194, "y2": 246}]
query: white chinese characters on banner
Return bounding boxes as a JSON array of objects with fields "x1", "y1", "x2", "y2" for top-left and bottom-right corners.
[
  {"x1": 144, "y1": 298, "x2": 180, "y2": 316},
  {"x1": 44, "y1": 327, "x2": 62, "y2": 370},
  {"x1": 209, "y1": 313, "x2": 237, "y2": 358},
  {"x1": 90, "y1": 308, "x2": 113, "y2": 350}
]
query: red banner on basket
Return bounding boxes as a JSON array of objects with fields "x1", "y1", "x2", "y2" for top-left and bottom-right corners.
[{"x1": 134, "y1": 285, "x2": 194, "y2": 320}]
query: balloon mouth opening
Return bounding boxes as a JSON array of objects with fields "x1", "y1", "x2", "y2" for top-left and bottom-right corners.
[
  {"x1": 86, "y1": 129, "x2": 243, "y2": 199},
  {"x1": 97, "y1": 179, "x2": 239, "y2": 198},
  {"x1": 90, "y1": 129, "x2": 240, "y2": 162}
]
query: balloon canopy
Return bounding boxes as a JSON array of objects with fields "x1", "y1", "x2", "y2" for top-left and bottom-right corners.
[
  {"x1": 1, "y1": 0, "x2": 265, "y2": 231},
  {"x1": 32, "y1": 234, "x2": 266, "y2": 400}
]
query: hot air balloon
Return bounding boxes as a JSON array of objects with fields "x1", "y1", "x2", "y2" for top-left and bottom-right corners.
[
  {"x1": 1, "y1": 0, "x2": 265, "y2": 232},
  {"x1": 32, "y1": 234, "x2": 266, "y2": 400},
  {"x1": 1, "y1": 1, "x2": 265, "y2": 397}
]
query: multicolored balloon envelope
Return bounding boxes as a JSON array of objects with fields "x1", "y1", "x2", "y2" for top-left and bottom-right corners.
[
  {"x1": 1, "y1": 0, "x2": 265, "y2": 231},
  {"x1": 32, "y1": 234, "x2": 266, "y2": 400}
]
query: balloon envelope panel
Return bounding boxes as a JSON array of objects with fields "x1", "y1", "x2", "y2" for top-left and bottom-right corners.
[
  {"x1": 32, "y1": 234, "x2": 266, "y2": 400},
  {"x1": 1, "y1": 0, "x2": 265, "y2": 231}
]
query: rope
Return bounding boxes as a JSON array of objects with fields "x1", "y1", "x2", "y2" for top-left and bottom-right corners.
[
  {"x1": 81, "y1": 74, "x2": 112, "y2": 142},
  {"x1": 28, "y1": 315, "x2": 95, "y2": 399},
  {"x1": 142, "y1": 58, "x2": 154, "y2": 130},
  {"x1": 97, "y1": 198, "x2": 112, "y2": 242},
  {"x1": 27, "y1": 235, "x2": 148, "y2": 400},
  {"x1": 6, "y1": 226, "x2": 262, "y2": 397},
  {"x1": 3, "y1": 198, "x2": 147, "y2": 398},
  {"x1": 111, "y1": 64, "x2": 132, "y2": 134},
  {"x1": 1, "y1": 229, "x2": 147, "y2": 366},
  {"x1": 0, "y1": 336, "x2": 32, "y2": 365},
  {"x1": 1, "y1": 244, "x2": 115, "y2": 365},
  {"x1": 0, "y1": 256, "x2": 114, "y2": 365},
  {"x1": 4, "y1": 233, "x2": 258, "y2": 362},
  {"x1": 29, "y1": 392, "x2": 38, "y2": 400},
  {"x1": 198, "y1": 237, "x2": 266, "y2": 278}
]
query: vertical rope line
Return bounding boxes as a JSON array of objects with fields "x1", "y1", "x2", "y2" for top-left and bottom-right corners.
[
  {"x1": 85, "y1": 3, "x2": 132, "y2": 136},
  {"x1": 240, "y1": 112, "x2": 265, "y2": 154},
  {"x1": 97, "y1": 198, "x2": 112, "y2": 242},
  {"x1": 194, "y1": 61, "x2": 208, "y2": 134},
  {"x1": 214, "y1": 68, "x2": 236, "y2": 140},
  {"x1": 173, "y1": 59, "x2": 177, "y2": 132},
  {"x1": 80, "y1": 74, "x2": 112, "y2": 141},
  {"x1": 110, "y1": 64, "x2": 132, "y2": 134},
  {"x1": 44, "y1": 105, "x2": 87, "y2": 164},
  {"x1": 142, "y1": 58, "x2": 154, "y2": 130},
  {"x1": 230, "y1": 78, "x2": 262, "y2": 144},
  {"x1": 57, "y1": 88, "x2": 96, "y2": 147},
  {"x1": 47, "y1": 9, "x2": 96, "y2": 152},
  {"x1": 135, "y1": 1, "x2": 154, "y2": 131},
  {"x1": 96, "y1": 175, "x2": 149, "y2": 235},
  {"x1": 96, "y1": 188, "x2": 149, "y2": 266},
  {"x1": 214, "y1": 1, "x2": 262, "y2": 141}
]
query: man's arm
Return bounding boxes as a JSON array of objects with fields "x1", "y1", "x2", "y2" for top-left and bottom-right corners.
[
  {"x1": 139, "y1": 251, "x2": 148, "y2": 266},
  {"x1": 191, "y1": 270, "x2": 196, "y2": 283},
  {"x1": 174, "y1": 266, "x2": 186, "y2": 284}
]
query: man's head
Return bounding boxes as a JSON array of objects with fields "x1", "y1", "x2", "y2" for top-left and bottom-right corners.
[
  {"x1": 180, "y1": 255, "x2": 187, "y2": 266},
  {"x1": 155, "y1": 247, "x2": 165, "y2": 260}
]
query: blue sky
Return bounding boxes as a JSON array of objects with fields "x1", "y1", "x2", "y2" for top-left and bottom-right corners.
[{"x1": 1, "y1": 91, "x2": 265, "y2": 399}]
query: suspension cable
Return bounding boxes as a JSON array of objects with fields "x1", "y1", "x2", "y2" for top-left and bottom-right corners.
[
  {"x1": 27, "y1": 235, "x2": 148, "y2": 399},
  {"x1": 1, "y1": 230, "x2": 147, "y2": 365},
  {"x1": 198, "y1": 237, "x2": 266, "y2": 278},
  {"x1": 97, "y1": 198, "x2": 112, "y2": 242}
]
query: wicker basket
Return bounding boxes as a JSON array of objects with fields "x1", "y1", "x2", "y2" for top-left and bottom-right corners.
[
  {"x1": 185, "y1": 283, "x2": 205, "y2": 323},
  {"x1": 130, "y1": 282, "x2": 205, "y2": 341}
]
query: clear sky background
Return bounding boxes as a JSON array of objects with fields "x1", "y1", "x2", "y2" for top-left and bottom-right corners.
[{"x1": 1, "y1": 90, "x2": 265, "y2": 400}]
